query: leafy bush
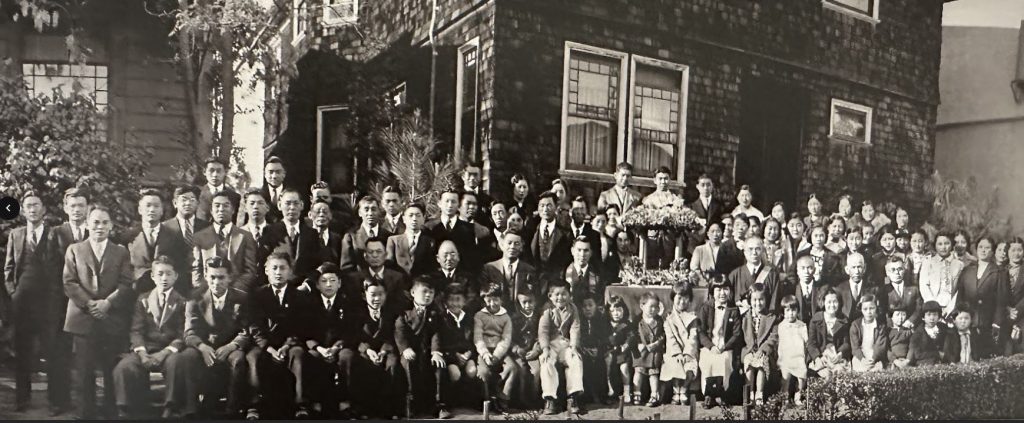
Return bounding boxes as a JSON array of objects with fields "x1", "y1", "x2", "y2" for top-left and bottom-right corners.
[
  {"x1": 0, "y1": 73, "x2": 152, "y2": 242},
  {"x1": 803, "y1": 356, "x2": 1024, "y2": 419}
]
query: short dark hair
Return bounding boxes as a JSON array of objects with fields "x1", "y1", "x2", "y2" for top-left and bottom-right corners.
[
  {"x1": 405, "y1": 203, "x2": 426, "y2": 215},
  {"x1": 63, "y1": 187, "x2": 89, "y2": 203},
  {"x1": 243, "y1": 187, "x2": 264, "y2": 200},
  {"x1": 211, "y1": 190, "x2": 235, "y2": 202},
  {"x1": 152, "y1": 255, "x2": 176, "y2": 269},
  {"x1": 88, "y1": 204, "x2": 111, "y2": 216},
  {"x1": 459, "y1": 190, "x2": 478, "y2": 203},
  {"x1": 446, "y1": 283, "x2": 467, "y2": 298},
  {"x1": 204, "y1": 158, "x2": 227, "y2": 170},
  {"x1": 364, "y1": 277, "x2": 386, "y2": 292},
  {"x1": 357, "y1": 195, "x2": 379, "y2": 207},
  {"x1": 266, "y1": 156, "x2": 284, "y2": 165},
  {"x1": 265, "y1": 252, "x2": 292, "y2": 266},
  {"x1": 780, "y1": 295, "x2": 798, "y2": 311},
  {"x1": 205, "y1": 256, "x2": 229, "y2": 270},
  {"x1": 138, "y1": 188, "x2": 163, "y2": 202},
  {"x1": 382, "y1": 185, "x2": 402, "y2": 195},
  {"x1": 364, "y1": 236, "x2": 387, "y2": 250},
  {"x1": 606, "y1": 295, "x2": 630, "y2": 318},
  {"x1": 537, "y1": 191, "x2": 558, "y2": 205},
  {"x1": 21, "y1": 190, "x2": 41, "y2": 202},
  {"x1": 280, "y1": 188, "x2": 303, "y2": 202},
  {"x1": 547, "y1": 280, "x2": 570, "y2": 295},
  {"x1": 173, "y1": 185, "x2": 201, "y2": 198},
  {"x1": 670, "y1": 281, "x2": 693, "y2": 302},
  {"x1": 412, "y1": 277, "x2": 434, "y2": 292},
  {"x1": 510, "y1": 173, "x2": 528, "y2": 185},
  {"x1": 317, "y1": 262, "x2": 342, "y2": 278},
  {"x1": 480, "y1": 283, "x2": 503, "y2": 299},
  {"x1": 310, "y1": 181, "x2": 330, "y2": 192},
  {"x1": 654, "y1": 166, "x2": 672, "y2": 176},
  {"x1": 615, "y1": 162, "x2": 633, "y2": 172}
]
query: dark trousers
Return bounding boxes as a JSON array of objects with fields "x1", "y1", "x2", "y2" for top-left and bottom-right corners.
[
  {"x1": 72, "y1": 334, "x2": 123, "y2": 418},
  {"x1": 337, "y1": 348, "x2": 401, "y2": 416},
  {"x1": 112, "y1": 350, "x2": 188, "y2": 414},
  {"x1": 401, "y1": 354, "x2": 441, "y2": 414},
  {"x1": 247, "y1": 346, "x2": 306, "y2": 412},
  {"x1": 181, "y1": 347, "x2": 249, "y2": 414},
  {"x1": 306, "y1": 353, "x2": 340, "y2": 413},
  {"x1": 11, "y1": 292, "x2": 60, "y2": 407},
  {"x1": 580, "y1": 350, "x2": 608, "y2": 402},
  {"x1": 477, "y1": 354, "x2": 518, "y2": 401},
  {"x1": 47, "y1": 296, "x2": 73, "y2": 409}
]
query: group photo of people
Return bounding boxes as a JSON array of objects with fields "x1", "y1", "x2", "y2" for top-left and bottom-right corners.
[{"x1": 3, "y1": 155, "x2": 1020, "y2": 421}]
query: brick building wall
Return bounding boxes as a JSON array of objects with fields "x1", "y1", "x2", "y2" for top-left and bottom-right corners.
[{"x1": 292, "y1": 0, "x2": 945, "y2": 217}]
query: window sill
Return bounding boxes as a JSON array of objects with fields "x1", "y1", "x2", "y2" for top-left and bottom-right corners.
[
  {"x1": 558, "y1": 169, "x2": 686, "y2": 190},
  {"x1": 822, "y1": 1, "x2": 880, "y2": 25}
]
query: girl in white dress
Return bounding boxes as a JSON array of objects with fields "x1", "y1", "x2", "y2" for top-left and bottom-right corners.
[{"x1": 776, "y1": 295, "x2": 808, "y2": 406}]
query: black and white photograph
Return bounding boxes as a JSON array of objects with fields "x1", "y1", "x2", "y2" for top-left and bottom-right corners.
[{"x1": 0, "y1": 0, "x2": 1023, "y2": 420}]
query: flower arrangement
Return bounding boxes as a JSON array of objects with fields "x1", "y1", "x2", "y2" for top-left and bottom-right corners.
[
  {"x1": 619, "y1": 257, "x2": 711, "y2": 286},
  {"x1": 620, "y1": 203, "x2": 702, "y2": 232}
]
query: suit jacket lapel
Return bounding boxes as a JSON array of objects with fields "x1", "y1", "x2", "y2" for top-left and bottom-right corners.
[
  {"x1": 148, "y1": 289, "x2": 162, "y2": 325},
  {"x1": 229, "y1": 229, "x2": 243, "y2": 262},
  {"x1": 14, "y1": 228, "x2": 25, "y2": 262},
  {"x1": 976, "y1": 264, "x2": 994, "y2": 292},
  {"x1": 203, "y1": 292, "x2": 216, "y2": 327}
]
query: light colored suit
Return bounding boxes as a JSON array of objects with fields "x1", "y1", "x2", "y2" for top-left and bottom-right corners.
[
  {"x1": 192, "y1": 226, "x2": 258, "y2": 293},
  {"x1": 597, "y1": 186, "x2": 642, "y2": 214}
]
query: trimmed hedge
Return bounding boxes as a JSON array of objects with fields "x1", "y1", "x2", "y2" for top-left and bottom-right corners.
[{"x1": 797, "y1": 355, "x2": 1024, "y2": 419}]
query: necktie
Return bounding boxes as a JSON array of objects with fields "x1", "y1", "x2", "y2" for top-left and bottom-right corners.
[
  {"x1": 507, "y1": 262, "x2": 515, "y2": 283},
  {"x1": 960, "y1": 333, "x2": 970, "y2": 363},
  {"x1": 28, "y1": 228, "x2": 38, "y2": 248},
  {"x1": 275, "y1": 288, "x2": 284, "y2": 305},
  {"x1": 217, "y1": 225, "x2": 226, "y2": 241},
  {"x1": 157, "y1": 292, "x2": 167, "y2": 323},
  {"x1": 184, "y1": 220, "x2": 194, "y2": 246},
  {"x1": 271, "y1": 188, "x2": 278, "y2": 205},
  {"x1": 544, "y1": 224, "x2": 551, "y2": 240},
  {"x1": 369, "y1": 227, "x2": 376, "y2": 238},
  {"x1": 409, "y1": 234, "x2": 417, "y2": 255},
  {"x1": 253, "y1": 226, "x2": 262, "y2": 242},
  {"x1": 325, "y1": 299, "x2": 332, "y2": 310},
  {"x1": 416, "y1": 307, "x2": 425, "y2": 319},
  {"x1": 445, "y1": 220, "x2": 453, "y2": 232},
  {"x1": 371, "y1": 309, "x2": 381, "y2": 321},
  {"x1": 215, "y1": 298, "x2": 224, "y2": 311},
  {"x1": 73, "y1": 227, "x2": 81, "y2": 242}
]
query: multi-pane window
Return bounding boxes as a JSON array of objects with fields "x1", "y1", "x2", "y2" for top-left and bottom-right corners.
[
  {"x1": 823, "y1": 0, "x2": 880, "y2": 22},
  {"x1": 456, "y1": 42, "x2": 480, "y2": 161},
  {"x1": 564, "y1": 50, "x2": 622, "y2": 174},
  {"x1": 22, "y1": 63, "x2": 109, "y2": 109},
  {"x1": 559, "y1": 43, "x2": 688, "y2": 181},
  {"x1": 292, "y1": 0, "x2": 308, "y2": 41},
  {"x1": 631, "y1": 64, "x2": 682, "y2": 178}
]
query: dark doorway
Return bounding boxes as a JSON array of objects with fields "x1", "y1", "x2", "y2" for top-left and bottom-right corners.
[{"x1": 737, "y1": 78, "x2": 807, "y2": 212}]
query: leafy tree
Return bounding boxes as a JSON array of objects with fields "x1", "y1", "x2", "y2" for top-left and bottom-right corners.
[
  {"x1": 367, "y1": 111, "x2": 459, "y2": 217},
  {"x1": 924, "y1": 170, "x2": 1013, "y2": 241},
  {"x1": 0, "y1": 73, "x2": 152, "y2": 242}
]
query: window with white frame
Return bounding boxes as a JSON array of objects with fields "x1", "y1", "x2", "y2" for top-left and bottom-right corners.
[
  {"x1": 561, "y1": 44, "x2": 627, "y2": 174},
  {"x1": 559, "y1": 42, "x2": 689, "y2": 181},
  {"x1": 22, "y1": 62, "x2": 109, "y2": 109},
  {"x1": 828, "y1": 99, "x2": 873, "y2": 145},
  {"x1": 629, "y1": 58, "x2": 686, "y2": 178},
  {"x1": 455, "y1": 38, "x2": 481, "y2": 162},
  {"x1": 822, "y1": 0, "x2": 879, "y2": 23},
  {"x1": 292, "y1": 0, "x2": 308, "y2": 43}
]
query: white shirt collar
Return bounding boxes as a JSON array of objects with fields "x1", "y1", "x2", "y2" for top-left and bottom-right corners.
[
  {"x1": 248, "y1": 221, "x2": 266, "y2": 234},
  {"x1": 209, "y1": 184, "x2": 224, "y2": 193},
  {"x1": 321, "y1": 294, "x2": 337, "y2": 307},
  {"x1": 503, "y1": 257, "x2": 519, "y2": 271},
  {"x1": 448, "y1": 308, "x2": 465, "y2": 323},
  {"x1": 177, "y1": 215, "x2": 195, "y2": 228},
  {"x1": 407, "y1": 230, "x2": 420, "y2": 243},
  {"x1": 747, "y1": 262, "x2": 762, "y2": 275},
  {"x1": 27, "y1": 223, "x2": 44, "y2": 238},
  {"x1": 215, "y1": 222, "x2": 233, "y2": 234},
  {"x1": 211, "y1": 290, "x2": 227, "y2": 304},
  {"x1": 369, "y1": 266, "x2": 385, "y2": 278},
  {"x1": 363, "y1": 224, "x2": 379, "y2": 236},
  {"x1": 863, "y1": 319, "x2": 877, "y2": 329},
  {"x1": 443, "y1": 268, "x2": 456, "y2": 278},
  {"x1": 575, "y1": 263, "x2": 588, "y2": 275}
]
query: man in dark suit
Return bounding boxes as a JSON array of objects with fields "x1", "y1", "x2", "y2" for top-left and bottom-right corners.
[
  {"x1": 395, "y1": 279, "x2": 447, "y2": 419},
  {"x1": 562, "y1": 236, "x2": 605, "y2": 307},
  {"x1": 424, "y1": 190, "x2": 476, "y2": 264},
  {"x1": 835, "y1": 253, "x2": 876, "y2": 322},
  {"x1": 458, "y1": 191, "x2": 497, "y2": 273},
  {"x1": 687, "y1": 174, "x2": 725, "y2": 255},
  {"x1": 265, "y1": 189, "x2": 320, "y2": 286},
  {"x1": 241, "y1": 187, "x2": 275, "y2": 284},
  {"x1": 344, "y1": 237, "x2": 410, "y2": 312},
  {"x1": 3, "y1": 192, "x2": 60, "y2": 412},
  {"x1": 944, "y1": 308, "x2": 993, "y2": 364},
  {"x1": 309, "y1": 180, "x2": 356, "y2": 235},
  {"x1": 197, "y1": 158, "x2": 242, "y2": 223},
  {"x1": 790, "y1": 256, "x2": 824, "y2": 324},
  {"x1": 461, "y1": 162, "x2": 494, "y2": 228},
  {"x1": 957, "y1": 239, "x2": 1008, "y2": 347},
  {"x1": 566, "y1": 197, "x2": 602, "y2": 271},
  {"x1": 46, "y1": 187, "x2": 90, "y2": 415},
  {"x1": 728, "y1": 237, "x2": 781, "y2": 310},
  {"x1": 305, "y1": 263, "x2": 351, "y2": 417},
  {"x1": 429, "y1": 240, "x2": 478, "y2": 309},
  {"x1": 112, "y1": 256, "x2": 189, "y2": 418},
  {"x1": 308, "y1": 199, "x2": 344, "y2": 271},
  {"x1": 192, "y1": 192, "x2": 258, "y2": 294},
  {"x1": 128, "y1": 189, "x2": 190, "y2": 294},
  {"x1": 246, "y1": 252, "x2": 315, "y2": 419},
  {"x1": 380, "y1": 186, "x2": 406, "y2": 235},
  {"x1": 163, "y1": 185, "x2": 211, "y2": 287},
  {"x1": 480, "y1": 230, "x2": 540, "y2": 305},
  {"x1": 524, "y1": 192, "x2": 572, "y2": 281},
  {"x1": 386, "y1": 204, "x2": 437, "y2": 278},
  {"x1": 341, "y1": 196, "x2": 389, "y2": 271},
  {"x1": 181, "y1": 257, "x2": 252, "y2": 418},
  {"x1": 879, "y1": 256, "x2": 922, "y2": 328},
  {"x1": 260, "y1": 156, "x2": 288, "y2": 223},
  {"x1": 339, "y1": 278, "x2": 401, "y2": 418},
  {"x1": 62, "y1": 205, "x2": 135, "y2": 419}
]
